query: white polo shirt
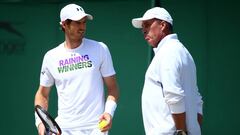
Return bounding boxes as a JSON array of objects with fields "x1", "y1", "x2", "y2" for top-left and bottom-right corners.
[
  {"x1": 40, "y1": 38, "x2": 116, "y2": 130},
  {"x1": 142, "y1": 34, "x2": 203, "y2": 135}
]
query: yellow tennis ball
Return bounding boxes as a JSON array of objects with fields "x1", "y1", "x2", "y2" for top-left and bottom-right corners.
[{"x1": 98, "y1": 120, "x2": 108, "y2": 129}]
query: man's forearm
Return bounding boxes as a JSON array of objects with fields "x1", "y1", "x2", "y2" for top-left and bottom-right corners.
[
  {"x1": 34, "y1": 86, "x2": 50, "y2": 110},
  {"x1": 172, "y1": 112, "x2": 187, "y2": 131}
]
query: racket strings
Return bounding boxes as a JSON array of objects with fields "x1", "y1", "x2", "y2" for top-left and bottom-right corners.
[{"x1": 36, "y1": 107, "x2": 61, "y2": 134}]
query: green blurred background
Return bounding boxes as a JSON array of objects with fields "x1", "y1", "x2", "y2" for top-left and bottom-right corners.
[{"x1": 0, "y1": 0, "x2": 239, "y2": 134}]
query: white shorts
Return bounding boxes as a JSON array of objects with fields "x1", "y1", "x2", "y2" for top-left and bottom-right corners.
[{"x1": 61, "y1": 128, "x2": 108, "y2": 135}]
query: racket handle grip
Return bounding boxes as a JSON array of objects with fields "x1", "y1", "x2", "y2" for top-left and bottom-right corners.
[
  {"x1": 45, "y1": 128, "x2": 51, "y2": 135},
  {"x1": 44, "y1": 132, "x2": 50, "y2": 135}
]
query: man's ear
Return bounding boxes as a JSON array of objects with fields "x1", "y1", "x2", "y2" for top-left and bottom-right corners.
[
  {"x1": 160, "y1": 21, "x2": 167, "y2": 30},
  {"x1": 161, "y1": 21, "x2": 171, "y2": 33},
  {"x1": 61, "y1": 21, "x2": 68, "y2": 28}
]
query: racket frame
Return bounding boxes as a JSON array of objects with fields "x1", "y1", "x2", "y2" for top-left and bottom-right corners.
[{"x1": 35, "y1": 105, "x2": 62, "y2": 135}]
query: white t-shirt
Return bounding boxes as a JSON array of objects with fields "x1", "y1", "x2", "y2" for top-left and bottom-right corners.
[
  {"x1": 142, "y1": 34, "x2": 203, "y2": 135},
  {"x1": 40, "y1": 38, "x2": 116, "y2": 130}
]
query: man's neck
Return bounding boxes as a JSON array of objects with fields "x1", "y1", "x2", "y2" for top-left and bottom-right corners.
[{"x1": 64, "y1": 39, "x2": 82, "y2": 49}]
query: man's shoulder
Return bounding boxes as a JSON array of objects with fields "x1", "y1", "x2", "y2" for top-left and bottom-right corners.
[
  {"x1": 44, "y1": 42, "x2": 64, "y2": 57},
  {"x1": 163, "y1": 37, "x2": 185, "y2": 52},
  {"x1": 83, "y1": 38, "x2": 107, "y2": 48}
]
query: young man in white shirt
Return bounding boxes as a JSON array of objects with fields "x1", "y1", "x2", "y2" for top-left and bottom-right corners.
[
  {"x1": 132, "y1": 7, "x2": 203, "y2": 135},
  {"x1": 34, "y1": 3, "x2": 119, "y2": 135}
]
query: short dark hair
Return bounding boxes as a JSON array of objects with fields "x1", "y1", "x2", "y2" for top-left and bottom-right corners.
[
  {"x1": 167, "y1": 23, "x2": 173, "y2": 33},
  {"x1": 155, "y1": 19, "x2": 173, "y2": 33}
]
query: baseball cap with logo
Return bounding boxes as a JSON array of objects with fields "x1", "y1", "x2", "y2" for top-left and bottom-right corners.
[
  {"x1": 60, "y1": 3, "x2": 93, "y2": 25},
  {"x1": 132, "y1": 7, "x2": 173, "y2": 28}
]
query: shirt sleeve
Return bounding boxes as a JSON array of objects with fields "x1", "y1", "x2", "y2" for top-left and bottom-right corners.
[
  {"x1": 40, "y1": 53, "x2": 54, "y2": 87},
  {"x1": 159, "y1": 49, "x2": 185, "y2": 114},
  {"x1": 196, "y1": 86, "x2": 203, "y2": 115},
  {"x1": 99, "y1": 42, "x2": 116, "y2": 77}
]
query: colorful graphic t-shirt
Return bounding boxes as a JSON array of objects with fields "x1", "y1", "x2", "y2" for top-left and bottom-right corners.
[{"x1": 40, "y1": 38, "x2": 116, "y2": 130}]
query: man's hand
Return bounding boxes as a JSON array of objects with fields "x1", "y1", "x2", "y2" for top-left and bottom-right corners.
[
  {"x1": 198, "y1": 113, "x2": 203, "y2": 126},
  {"x1": 99, "y1": 112, "x2": 113, "y2": 132},
  {"x1": 37, "y1": 123, "x2": 46, "y2": 135}
]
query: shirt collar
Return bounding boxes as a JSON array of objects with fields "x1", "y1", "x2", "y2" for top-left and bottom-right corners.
[
  {"x1": 153, "y1": 34, "x2": 178, "y2": 54},
  {"x1": 63, "y1": 38, "x2": 85, "y2": 52}
]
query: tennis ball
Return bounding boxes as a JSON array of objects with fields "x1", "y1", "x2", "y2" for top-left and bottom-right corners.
[{"x1": 98, "y1": 120, "x2": 108, "y2": 129}]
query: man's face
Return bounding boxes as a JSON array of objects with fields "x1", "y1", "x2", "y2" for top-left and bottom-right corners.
[
  {"x1": 142, "y1": 19, "x2": 163, "y2": 48},
  {"x1": 64, "y1": 17, "x2": 87, "y2": 42}
]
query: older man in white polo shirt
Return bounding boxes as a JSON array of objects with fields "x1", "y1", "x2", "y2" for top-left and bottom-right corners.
[{"x1": 132, "y1": 7, "x2": 203, "y2": 135}]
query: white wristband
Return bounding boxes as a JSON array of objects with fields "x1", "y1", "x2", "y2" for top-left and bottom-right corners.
[
  {"x1": 104, "y1": 100, "x2": 117, "y2": 117},
  {"x1": 35, "y1": 112, "x2": 42, "y2": 128}
]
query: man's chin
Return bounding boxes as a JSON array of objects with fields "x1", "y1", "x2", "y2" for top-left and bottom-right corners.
[{"x1": 146, "y1": 41, "x2": 154, "y2": 47}]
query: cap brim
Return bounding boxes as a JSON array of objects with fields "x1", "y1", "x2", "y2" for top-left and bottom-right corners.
[
  {"x1": 59, "y1": 14, "x2": 93, "y2": 25},
  {"x1": 132, "y1": 18, "x2": 143, "y2": 28},
  {"x1": 132, "y1": 17, "x2": 154, "y2": 28},
  {"x1": 70, "y1": 13, "x2": 93, "y2": 21}
]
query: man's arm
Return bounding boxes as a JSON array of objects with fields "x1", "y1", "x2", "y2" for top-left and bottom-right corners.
[
  {"x1": 99, "y1": 75, "x2": 119, "y2": 132},
  {"x1": 34, "y1": 85, "x2": 51, "y2": 135},
  {"x1": 172, "y1": 112, "x2": 203, "y2": 134},
  {"x1": 103, "y1": 75, "x2": 119, "y2": 102},
  {"x1": 172, "y1": 112, "x2": 187, "y2": 131},
  {"x1": 198, "y1": 113, "x2": 203, "y2": 126},
  {"x1": 34, "y1": 85, "x2": 51, "y2": 109}
]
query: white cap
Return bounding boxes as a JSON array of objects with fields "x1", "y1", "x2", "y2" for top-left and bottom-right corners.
[
  {"x1": 60, "y1": 3, "x2": 93, "y2": 24},
  {"x1": 132, "y1": 7, "x2": 173, "y2": 28}
]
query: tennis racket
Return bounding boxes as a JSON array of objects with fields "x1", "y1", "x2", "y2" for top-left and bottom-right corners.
[{"x1": 35, "y1": 105, "x2": 62, "y2": 135}]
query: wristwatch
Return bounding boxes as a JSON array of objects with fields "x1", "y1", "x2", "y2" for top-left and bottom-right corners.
[{"x1": 174, "y1": 130, "x2": 188, "y2": 135}]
